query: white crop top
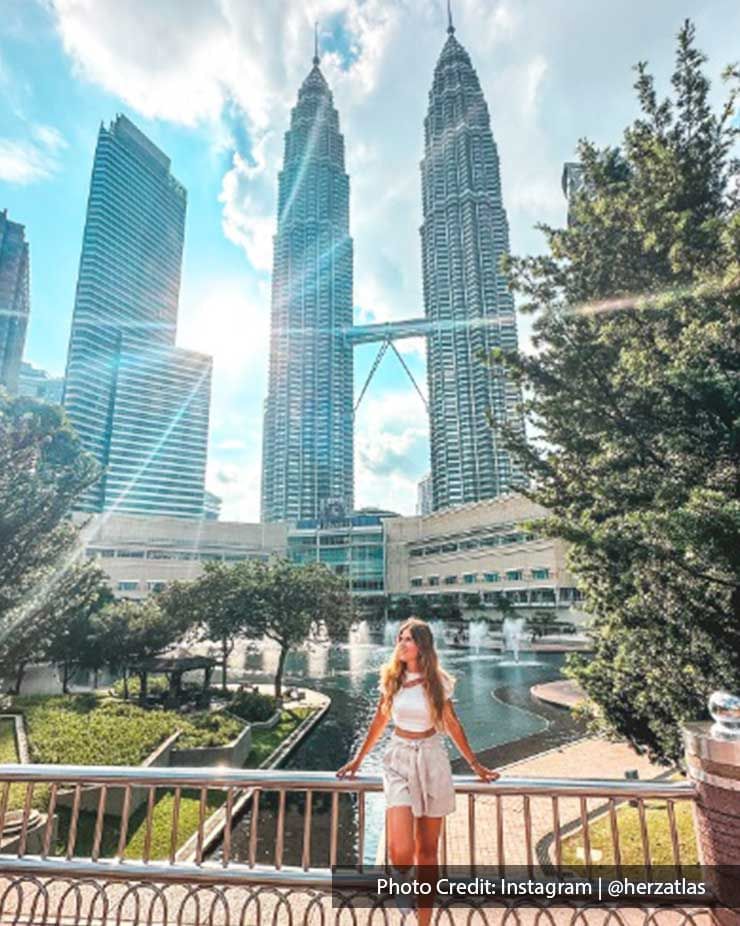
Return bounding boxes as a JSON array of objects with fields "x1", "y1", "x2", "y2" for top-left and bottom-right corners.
[{"x1": 385, "y1": 672, "x2": 455, "y2": 732}]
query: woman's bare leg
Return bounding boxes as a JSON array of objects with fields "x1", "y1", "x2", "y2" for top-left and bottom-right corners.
[
  {"x1": 386, "y1": 806, "x2": 416, "y2": 914},
  {"x1": 415, "y1": 815, "x2": 443, "y2": 925}
]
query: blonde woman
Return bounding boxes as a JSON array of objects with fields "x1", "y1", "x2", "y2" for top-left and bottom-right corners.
[{"x1": 337, "y1": 617, "x2": 499, "y2": 923}]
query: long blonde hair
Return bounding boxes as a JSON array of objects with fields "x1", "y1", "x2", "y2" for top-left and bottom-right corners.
[{"x1": 380, "y1": 617, "x2": 453, "y2": 731}]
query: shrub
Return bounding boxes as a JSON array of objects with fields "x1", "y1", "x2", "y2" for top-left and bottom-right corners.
[
  {"x1": 176, "y1": 712, "x2": 245, "y2": 748},
  {"x1": 229, "y1": 690, "x2": 277, "y2": 723}
]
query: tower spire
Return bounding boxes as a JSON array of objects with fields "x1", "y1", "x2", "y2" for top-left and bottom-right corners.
[
  {"x1": 313, "y1": 21, "x2": 320, "y2": 66},
  {"x1": 447, "y1": 0, "x2": 455, "y2": 34}
]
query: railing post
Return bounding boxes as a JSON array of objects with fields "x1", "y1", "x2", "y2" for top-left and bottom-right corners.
[{"x1": 683, "y1": 692, "x2": 740, "y2": 926}]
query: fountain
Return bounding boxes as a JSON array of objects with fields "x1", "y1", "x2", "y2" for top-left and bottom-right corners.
[
  {"x1": 502, "y1": 616, "x2": 527, "y2": 663},
  {"x1": 468, "y1": 619, "x2": 489, "y2": 654}
]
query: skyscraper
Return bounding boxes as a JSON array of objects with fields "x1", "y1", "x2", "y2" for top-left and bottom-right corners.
[
  {"x1": 63, "y1": 114, "x2": 211, "y2": 518},
  {"x1": 18, "y1": 362, "x2": 64, "y2": 404},
  {"x1": 261, "y1": 44, "x2": 354, "y2": 522},
  {"x1": 420, "y1": 17, "x2": 525, "y2": 511},
  {"x1": 0, "y1": 210, "x2": 30, "y2": 394}
]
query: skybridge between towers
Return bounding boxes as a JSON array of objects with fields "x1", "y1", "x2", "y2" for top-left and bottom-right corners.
[{"x1": 342, "y1": 317, "x2": 432, "y2": 414}]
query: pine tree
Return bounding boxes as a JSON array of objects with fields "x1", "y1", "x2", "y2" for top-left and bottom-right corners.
[{"x1": 498, "y1": 21, "x2": 740, "y2": 763}]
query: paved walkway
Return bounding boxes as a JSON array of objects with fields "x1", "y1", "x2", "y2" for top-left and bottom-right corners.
[{"x1": 530, "y1": 680, "x2": 585, "y2": 709}]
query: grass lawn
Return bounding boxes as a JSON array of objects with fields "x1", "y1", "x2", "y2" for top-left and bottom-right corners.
[
  {"x1": 56, "y1": 789, "x2": 226, "y2": 860},
  {"x1": 245, "y1": 707, "x2": 315, "y2": 767},
  {"x1": 55, "y1": 706, "x2": 318, "y2": 860},
  {"x1": 0, "y1": 717, "x2": 29, "y2": 813},
  {"x1": 561, "y1": 795, "x2": 698, "y2": 871}
]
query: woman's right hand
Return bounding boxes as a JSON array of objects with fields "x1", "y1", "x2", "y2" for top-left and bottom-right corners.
[{"x1": 336, "y1": 756, "x2": 362, "y2": 778}]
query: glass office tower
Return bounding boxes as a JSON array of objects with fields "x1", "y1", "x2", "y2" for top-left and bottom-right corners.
[
  {"x1": 63, "y1": 114, "x2": 211, "y2": 517},
  {"x1": 0, "y1": 210, "x2": 30, "y2": 394}
]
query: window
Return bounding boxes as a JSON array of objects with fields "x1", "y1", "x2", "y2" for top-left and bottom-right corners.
[
  {"x1": 147, "y1": 581, "x2": 167, "y2": 592},
  {"x1": 531, "y1": 568, "x2": 550, "y2": 580},
  {"x1": 117, "y1": 580, "x2": 139, "y2": 591},
  {"x1": 443, "y1": 575, "x2": 457, "y2": 585},
  {"x1": 116, "y1": 549, "x2": 145, "y2": 559},
  {"x1": 484, "y1": 572, "x2": 500, "y2": 583},
  {"x1": 505, "y1": 569, "x2": 523, "y2": 581},
  {"x1": 463, "y1": 573, "x2": 477, "y2": 584},
  {"x1": 428, "y1": 576, "x2": 440, "y2": 587},
  {"x1": 410, "y1": 577, "x2": 423, "y2": 588}
]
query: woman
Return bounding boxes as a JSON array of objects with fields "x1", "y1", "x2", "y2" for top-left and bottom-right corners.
[{"x1": 337, "y1": 618, "x2": 499, "y2": 923}]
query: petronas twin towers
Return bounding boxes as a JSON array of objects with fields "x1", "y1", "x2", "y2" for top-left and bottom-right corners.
[{"x1": 261, "y1": 18, "x2": 525, "y2": 523}]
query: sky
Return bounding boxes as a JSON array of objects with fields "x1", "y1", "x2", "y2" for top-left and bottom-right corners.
[{"x1": 1, "y1": 0, "x2": 738, "y2": 522}]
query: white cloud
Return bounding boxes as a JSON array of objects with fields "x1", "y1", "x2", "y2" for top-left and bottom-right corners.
[
  {"x1": 354, "y1": 389, "x2": 429, "y2": 514},
  {"x1": 0, "y1": 124, "x2": 67, "y2": 184},
  {"x1": 207, "y1": 457, "x2": 262, "y2": 522}
]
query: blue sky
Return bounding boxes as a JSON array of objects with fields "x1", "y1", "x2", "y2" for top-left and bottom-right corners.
[{"x1": 1, "y1": 0, "x2": 738, "y2": 520}]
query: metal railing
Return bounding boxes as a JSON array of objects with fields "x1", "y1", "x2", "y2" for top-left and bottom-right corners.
[{"x1": 0, "y1": 764, "x2": 703, "y2": 925}]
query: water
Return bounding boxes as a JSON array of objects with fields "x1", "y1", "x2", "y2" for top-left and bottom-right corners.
[
  {"x1": 225, "y1": 622, "x2": 568, "y2": 867},
  {"x1": 503, "y1": 616, "x2": 528, "y2": 663}
]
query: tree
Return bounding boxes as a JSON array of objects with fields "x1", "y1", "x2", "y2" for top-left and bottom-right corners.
[
  {"x1": 42, "y1": 563, "x2": 113, "y2": 692},
  {"x1": 160, "y1": 562, "x2": 261, "y2": 692},
  {"x1": 95, "y1": 599, "x2": 190, "y2": 703},
  {"x1": 0, "y1": 393, "x2": 103, "y2": 693},
  {"x1": 0, "y1": 393, "x2": 100, "y2": 621},
  {"x1": 252, "y1": 560, "x2": 354, "y2": 699},
  {"x1": 497, "y1": 21, "x2": 740, "y2": 762}
]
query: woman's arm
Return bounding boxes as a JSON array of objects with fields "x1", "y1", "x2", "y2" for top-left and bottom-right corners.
[
  {"x1": 443, "y1": 700, "x2": 500, "y2": 782},
  {"x1": 336, "y1": 699, "x2": 390, "y2": 777}
]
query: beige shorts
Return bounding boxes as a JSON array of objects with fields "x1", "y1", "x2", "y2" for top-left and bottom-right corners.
[{"x1": 382, "y1": 731, "x2": 456, "y2": 818}]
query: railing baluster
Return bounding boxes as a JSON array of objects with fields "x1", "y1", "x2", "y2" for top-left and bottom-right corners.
[
  {"x1": 17, "y1": 782, "x2": 34, "y2": 857},
  {"x1": 92, "y1": 785, "x2": 107, "y2": 862},
  {"x1": 302, "y1": 790, "x2": 313, "y2": 871},
  {"x1": 66, "y1": 783, "x2": 82, "y2": 860},
  {"x1": 329, "y1": 790, "x2": 339, "y2": 868},
  {"x1": 551, "y1": 796, "x2": 562, "y2": 871},
  {"x1": 0, "y1": 782, "x2": 9, "y2": 840},
  {"x1": 608, "y1": 797, "x2": 622, "y2": 875},
  {"x1": 195, "y1": 786, "x2": 207, "y2": 866},
  {"x1": 357, "y1": 791, "x2": 365, "y2": 872},
  {"x1": 468, "y1": 793, "x2": 476, "y2": 873},
  {"x1": 169, "y1": 787, "x2": 182, "y2": 864},
  {"x1": 275, "y1": 788, "x2": 286, "y2": 870},
  {"x1": 143, "y1": 786, "x2": 156, "y2": 863},
  {"x1": 579, "y1": 796, "x2": 592, "y2": 878},
  {"x1": 666, "y1": 798, "x2": 682, "y2": 874},
  {"x1": 523, "y1": 794, "x2": 534, "y2": 877},
  {"x1": 496, "y1": 794, "x2": 505, "y2": 876},
  {"x1": 248, "y1": 788, "x2": 260, "y2": 869},
  {"x1": 117, "y1": 784, "x2": 132, "y2": 860},
  {"x1": 42, "y1": 783, "x2": 58, "y2": 858},
  {"x1": 637, "y1": 797, "x2": 653, "y2": 877},
  {"x1": 222, "y1": 787, "x2": 234, "y2": 869}
]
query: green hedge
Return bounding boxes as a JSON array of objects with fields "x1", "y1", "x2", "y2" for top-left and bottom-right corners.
[
  {"x1": 13, "y1": 695, "x2": 246, "y2": 766},
  {"x1": 176, "y1": 712, "x2": 244, "y2": 748},
  {"x1": 228, "y1": 690, "x2": 277, "y2": 723}
]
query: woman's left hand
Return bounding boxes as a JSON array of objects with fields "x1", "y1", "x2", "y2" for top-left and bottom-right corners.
[{"x1": 470, "y1": 758, "x2": 500, "y2": 782}]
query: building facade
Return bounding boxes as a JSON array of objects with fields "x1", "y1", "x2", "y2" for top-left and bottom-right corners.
[
  {"x1": 420, "y1": 21, "x2": 525, "y2": 511},
  {"x1": 287, "y1": 508, "x2": 397, "y2": 598},
  {"x1": 80, "y1": 514, "x2": 287, "y2": 599},
  {"x1": 562, "y1": 161, "x2": 585, "y2": 224},
  {"x1": 18, "y1": 362, "x2": 64, "y2": 405},
  {"x1": 63, "y1": 114, "x2": 211, "y2": 518},
  {"x1": 0, "y1": 210, "x2": 30, "y2": 394},
  {"x1": 416, "y1": 473, "x2": 433, "y2": 516},
  {"x1": 385, "y1": 494, "x2": 584, "y2": 622},
  {"x1": 102, "y1": 343, "x2": 212, "y2": 519},
  {"x1": 261, "y1": 48, "x2": 354, "y2": 523}
]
